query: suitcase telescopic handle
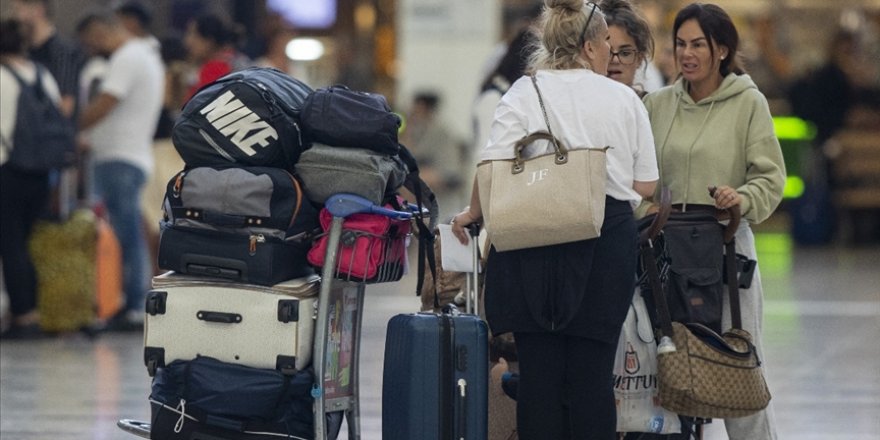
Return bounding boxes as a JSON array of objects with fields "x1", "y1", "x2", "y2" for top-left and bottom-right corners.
[{"x1": 196, "y1": 311, "x2": 243, "y2": 324}]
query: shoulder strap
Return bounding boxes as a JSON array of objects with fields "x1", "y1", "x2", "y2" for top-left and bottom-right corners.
[
  {"x1": 1, "y1": 62, "x2": 24, "y2": 86},
  {"x1": 2, "y1": 61, "x2": 47, "y2": 100},
  {"x1": 530, "y1": 75, "x2": 564, "y2": 154},
  {"x1": 397, "y1": 143, "x2": 439, "y2": 298}
]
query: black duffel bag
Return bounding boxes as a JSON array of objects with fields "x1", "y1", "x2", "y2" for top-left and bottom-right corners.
[
  {"x1": 299, "y1": 85, "x2": 401, "y2": 155},
  {"x1": 158, "y1": 166, "x2": 320, "y2": 286},
  {"x1": 172, "y1": 67, "x2": 313, "y2": 170},
  {"x1": 149, "y1": 356, "x2": 343, "y2": 440}
]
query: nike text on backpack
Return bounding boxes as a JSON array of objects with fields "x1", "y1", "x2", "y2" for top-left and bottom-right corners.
[{"x1": 172, "y1": 67, "x2": 312, "y2": 170}]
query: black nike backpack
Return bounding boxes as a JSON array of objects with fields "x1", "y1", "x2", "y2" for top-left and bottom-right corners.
[{"x1": 171, "y1": 67, "x2": 313, "y2": 170}]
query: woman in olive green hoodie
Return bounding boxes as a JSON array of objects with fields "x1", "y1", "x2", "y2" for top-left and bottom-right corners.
[{"x1": 641, "y1": 4, "x2": 785, "y2": 440}]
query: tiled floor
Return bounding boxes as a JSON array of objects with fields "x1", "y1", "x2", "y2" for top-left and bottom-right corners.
[{"x1": 1, "y1": 234, "x2": 878, "y2": 439}]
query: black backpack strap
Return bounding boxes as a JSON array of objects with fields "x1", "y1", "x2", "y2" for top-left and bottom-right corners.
[
  {"x1": 641, "y1": 238, "x2": 675, "y2": 338},
  {"x1": 0, "y1": 63, "x2": 36, "y2": 152},
  {"x1": 397, "y1": 143, "x2": 439, "y2": 298},
  {"x1": 2, "y1": 62, "x2": 48, "y2": 98}
]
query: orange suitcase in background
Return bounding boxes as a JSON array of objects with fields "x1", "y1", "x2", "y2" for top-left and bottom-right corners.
[{"x1": 95, "y1": 217, "x2": 123, "y2": 321}]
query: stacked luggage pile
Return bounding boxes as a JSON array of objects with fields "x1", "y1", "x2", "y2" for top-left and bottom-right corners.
[{"x1": 137, "y1": 67, "x2": 434, "y2": 440}]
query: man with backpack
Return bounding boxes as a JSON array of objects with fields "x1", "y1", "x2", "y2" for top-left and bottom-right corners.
[
  {"x1": 0, "y1": 19, "x2": 69, "y2": 339},
  {"x1": 76, "y1": 11, "x2": 164, "y2": 332},
  {"x1": 11, "y1": 0, "x2": 85, "y2": 119}
]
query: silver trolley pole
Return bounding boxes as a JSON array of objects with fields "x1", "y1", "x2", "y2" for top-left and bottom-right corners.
[{"x1": 312, "y1": 194, "x2": 414, "y2": 440}]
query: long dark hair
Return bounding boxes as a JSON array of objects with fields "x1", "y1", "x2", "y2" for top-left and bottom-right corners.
[
  {"x1": 480, "y1": 29, "x2": 534, "y2": 93},
  {"x1": 673, "y1": 3, "x2": 745, "y2": 76}
]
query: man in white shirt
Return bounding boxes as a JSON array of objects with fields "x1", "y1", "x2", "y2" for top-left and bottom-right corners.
[{"x1": 77, "y1": 11, "x2": 164, "y2": 331}]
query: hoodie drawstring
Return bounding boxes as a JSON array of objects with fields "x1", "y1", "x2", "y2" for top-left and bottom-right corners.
[{"x1": 658, "y1": 95, "x2": 715, "y2": 210}]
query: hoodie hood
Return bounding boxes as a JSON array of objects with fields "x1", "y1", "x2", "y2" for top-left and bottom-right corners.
[{"x1": 674, "y1": 73, "x2": 758, "y2": 105}]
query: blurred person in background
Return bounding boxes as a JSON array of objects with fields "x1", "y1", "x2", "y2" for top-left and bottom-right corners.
[
  {"x1": 115, "y1": 0, "x2": 160, "y2": 53},
  {"x1": 11, "y1": 0, "x2": 84, "y2": 119},
  {"x1": 472, "y1": 29, "x2": 535, "y2": 169},
  {"x1": 790, "y1": 29, "x2": 862, "y2": 146},
  {"x1": 743, "y1": 14, "x2": 793, "y2": 106},
  {"x1": 641, "y1": 4, "x2": 785, "y2": 439},
  {"x1": 452, "y1": 0, "x2": 658, "y2": 437},
  {"x1": 255, "y1": 21, "x2": 297, "y2": 76},
  {"x1": 600, "y1": 0, "x2": 655, "y2": 97},
  {"x1": 401, "y1": 91, "x2": 463, "y2": 220},
  {"x1": 76, "y1": 11, "x2": 164, "y2": 332},
  {"x1": 183, "y1": 12, "x2": 250, "y2": 99},
  {"x1": 0, "y1": 18, "x2": 61, "y2": 340}
]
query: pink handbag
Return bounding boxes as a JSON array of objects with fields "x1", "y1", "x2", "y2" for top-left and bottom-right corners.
[{"x1": 308, "y1": 204, "x2": 410, "y2": 282}]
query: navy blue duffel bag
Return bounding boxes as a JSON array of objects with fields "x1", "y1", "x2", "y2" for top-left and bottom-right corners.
[{"x1": 149, "y1": 356, "x2": 341, "y2": 440}]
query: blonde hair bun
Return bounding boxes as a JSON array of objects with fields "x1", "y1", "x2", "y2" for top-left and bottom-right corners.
[{"x1": 544, "y1": 0, "x2": 583, "y2": 13}]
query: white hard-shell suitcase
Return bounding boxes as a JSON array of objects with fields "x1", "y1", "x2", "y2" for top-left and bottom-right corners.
[{"x1": 143, "y1": 272, "x2": 319, "y2": 376}]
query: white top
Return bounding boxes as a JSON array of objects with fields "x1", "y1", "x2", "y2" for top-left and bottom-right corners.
[
  {"x1": 471, "y1": 87, "x2": 503, "y2": 169},
  {"x1": 87, "y1": 38, "x2": 165, "y2": 174},
  {"x1": 0, "y1": 62, "x2": 61, "y2": 166},
  {"x1": 481, "y1": 69, "x2": 658, "y2": 205}
]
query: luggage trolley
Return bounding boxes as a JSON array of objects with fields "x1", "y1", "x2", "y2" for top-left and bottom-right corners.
[
  {"x1": 118, "y1": 193, "x2": 418, "y2": 440},
  {"x1": 312, "y1": 193, "x2": 415, "y2": 439}
]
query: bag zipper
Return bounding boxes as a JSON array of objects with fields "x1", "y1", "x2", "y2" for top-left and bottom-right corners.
[
  {"x1": 172, "y1": 170, "x2": 186, "y2": 198},
  {"x1": 245, "y1": 80, "x2": 304, "y2": 148},
  {"x1": 282, "y1": 170, "x2": 303, "y2": 230},
  {"x1": 198, "y1": 128, "x2": 236, "y2": 162},
  {"x1": 249, "y1": 233, "x2": 266, "y2": 256},
  {"x1": 456, "y1": 378, "x2": 467, "y2": 440}
]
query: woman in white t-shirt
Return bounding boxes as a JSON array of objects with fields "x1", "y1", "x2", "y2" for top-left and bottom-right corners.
[
  {"x1": 0, "y1": 19, "x2": 61, "y2": 340},
  {"x1": 450, "y1": 1, "x2": 658, "y2": 438}
]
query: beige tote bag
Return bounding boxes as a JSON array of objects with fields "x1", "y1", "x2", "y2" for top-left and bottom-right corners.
[
  {"x1": 477, "y1": 131, "x2": 608, "y2": 251},
  {"x1": 476, "y1": 76, "x2": 609, "y2": 252}
]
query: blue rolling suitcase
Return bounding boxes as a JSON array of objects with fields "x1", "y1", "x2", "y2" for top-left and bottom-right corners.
[{"x1": 383, "y1": 310, "x2": 489, "y2": 440}]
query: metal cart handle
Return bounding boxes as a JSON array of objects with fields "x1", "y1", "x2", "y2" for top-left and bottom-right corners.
[{"x1": 324, "y1": 193, "x2": 414, "y2": 220}]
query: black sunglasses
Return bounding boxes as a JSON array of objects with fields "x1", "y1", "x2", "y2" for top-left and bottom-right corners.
[{"x1": 580, "y1": 2, "x2": 600, "y2": 46}]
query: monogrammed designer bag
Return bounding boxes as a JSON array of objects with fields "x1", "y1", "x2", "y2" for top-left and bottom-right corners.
[
  {"x1": 476, "y1": 130, "x2": 608, "y2": 251},
  {"x1": 475, "y1": 75, "x2": 609, "y2": 252}
]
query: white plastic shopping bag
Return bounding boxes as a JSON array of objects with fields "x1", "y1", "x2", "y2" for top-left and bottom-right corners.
[{"x1": 614, "y1": 289, "x2": 682, "y2": 434}]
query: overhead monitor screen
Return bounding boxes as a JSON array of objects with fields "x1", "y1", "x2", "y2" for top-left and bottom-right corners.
[{"x1": 267, "y1": 0, "x2": 337, "y2": 29}]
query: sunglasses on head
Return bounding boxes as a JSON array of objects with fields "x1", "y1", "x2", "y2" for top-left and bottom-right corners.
[{"x1": 580, "y1": 2, "x2": 600, "y2": 46}]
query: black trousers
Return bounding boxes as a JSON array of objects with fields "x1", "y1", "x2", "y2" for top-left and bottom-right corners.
[
  {"x1": 0, "y1": 165, "x2": 50, "y2": 317},
  {"x1": 514, "y1": 331, "x2": 618, "y2": 440}
]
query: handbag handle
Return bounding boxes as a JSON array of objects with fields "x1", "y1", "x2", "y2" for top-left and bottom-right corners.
[
  {"x1": 507, "y1": 76, "x2": 569, "y2": 175},
  {"x1": 512, "y1": 131, "x2": 567, "y2": 174},
  {"x1": 639, "y1": 186, "x2": 672, "y2": 244}
]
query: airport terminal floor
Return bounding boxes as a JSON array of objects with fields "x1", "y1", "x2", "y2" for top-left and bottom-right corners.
[{"x1": 1, "y1": 222, "x2": 879, "y2": 440}]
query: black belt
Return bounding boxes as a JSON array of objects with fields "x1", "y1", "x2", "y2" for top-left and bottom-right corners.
[{"x1": 670, "y1": 204, "x2": 731, "y2": 221}]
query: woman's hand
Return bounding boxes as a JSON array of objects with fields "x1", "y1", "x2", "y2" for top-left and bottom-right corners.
[
  {"x1": 710, "y1": 185, "x2": 742, "y2": 210},
  {"x1": 451, "y1": 208, "x2": 480, "y2": 245}
]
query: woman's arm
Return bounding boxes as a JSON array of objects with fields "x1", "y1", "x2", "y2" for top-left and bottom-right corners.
[
  {"x1": 633, "y1": 180, "x2": 657, "y2": 199},
  {"x1": 451, "y1": 176, "x2": 483, "y2": 245}
]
